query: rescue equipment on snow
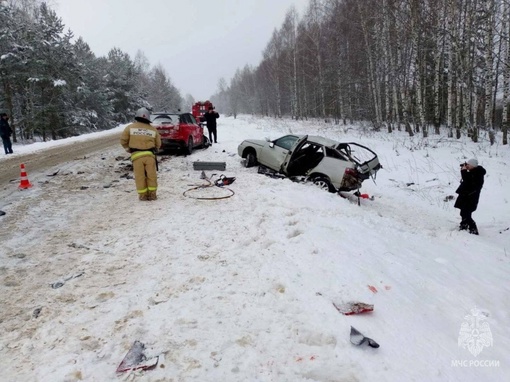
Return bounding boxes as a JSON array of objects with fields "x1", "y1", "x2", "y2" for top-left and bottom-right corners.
[
  {"x1": 215, "y1": 175, "x2": 236, "y2": 187},
  {"x1": 183, "y1": 172, "x2": 235, "y2": 200}
]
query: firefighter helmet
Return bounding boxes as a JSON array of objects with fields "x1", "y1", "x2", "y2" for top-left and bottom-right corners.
[{"x1": 135, "y1": 107, "x2": 151, "y2": 123}]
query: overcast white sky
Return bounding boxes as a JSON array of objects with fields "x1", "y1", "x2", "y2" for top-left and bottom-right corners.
[{"x1": 55, "y1": 0, "x2": 310, "y2": 102}]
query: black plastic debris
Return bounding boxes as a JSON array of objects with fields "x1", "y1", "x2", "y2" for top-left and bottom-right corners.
[
  {"x1": 47, "y1": 170, "x2": 60, "y2": 177},
  {"x1": 51, "y1": 281, "x2": 64, "y2": 289},
  {"x1": 350, "y1": 326, "x2": 380, "y2": 348},
  {"x1": 50, "y1": 271, "x2": 85, "y2": 289},
  {"x1": 33, "y1": 307, "x2": 42, "y2": 318}
]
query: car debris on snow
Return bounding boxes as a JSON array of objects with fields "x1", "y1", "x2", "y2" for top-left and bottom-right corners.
[{"x1": 350, "y1": 326, "x2": 380, "y2": 348}]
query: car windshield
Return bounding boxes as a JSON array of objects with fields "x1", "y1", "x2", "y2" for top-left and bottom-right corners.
[{"x1": 150, "y1": 114, "x2": 178, "y2": 124}]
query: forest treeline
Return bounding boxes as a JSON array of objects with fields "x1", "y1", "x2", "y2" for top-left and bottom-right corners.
[
  {"x1": 0, "y1": 1, "x2": 183, "y2": 142},
  {"x1": 212, "y1": 0, "x2": 510, "y2": 144}
]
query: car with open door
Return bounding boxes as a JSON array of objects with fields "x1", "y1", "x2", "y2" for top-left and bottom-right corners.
[
  {"x1": 150, "y1": 112, "x2": 210, "y2": 154},
  {"x1": 237, "y1": 134, "x2": 381, "y2": 192}
]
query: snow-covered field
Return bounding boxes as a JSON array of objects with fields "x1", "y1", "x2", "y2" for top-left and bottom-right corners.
[{"x1": 0, "y1": 116, "x2": 508, "y2": 382}]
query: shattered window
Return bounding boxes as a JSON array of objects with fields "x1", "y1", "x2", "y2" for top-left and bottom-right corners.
[
  {"x1": 325, "y1": 147, "x2": 348, "y2": 160},
  {"x1": 274, "y1": 135, "x2": 300, "y2": 150}
]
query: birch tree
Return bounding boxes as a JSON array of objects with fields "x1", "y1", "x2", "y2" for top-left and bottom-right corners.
[
  {"x1": 281, "y1": 7, "x2": 300, "y2": 118},
  {"x1": 502, "y1": 0, "x2": 510, "y2": 144}
]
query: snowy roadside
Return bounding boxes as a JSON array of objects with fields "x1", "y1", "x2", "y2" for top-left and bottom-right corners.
[{"x1": 0, "y1": 116, "x2": 508, "y2": 381}]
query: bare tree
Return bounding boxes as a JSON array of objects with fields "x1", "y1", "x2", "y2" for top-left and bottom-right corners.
[{"x1": 502, "y1": 0, "x2": 510, "y2": 144}]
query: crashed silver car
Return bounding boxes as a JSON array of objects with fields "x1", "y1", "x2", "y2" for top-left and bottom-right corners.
[{"x1": 237, "y1": 134, "x2": 381, "y2": 192}]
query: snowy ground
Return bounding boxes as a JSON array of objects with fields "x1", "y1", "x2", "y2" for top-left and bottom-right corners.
[{"x1": 0, "y1": 116, "x2": 509, "y2": 382}]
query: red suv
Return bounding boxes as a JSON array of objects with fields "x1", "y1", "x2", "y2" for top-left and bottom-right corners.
[{"x1": 150, "y1": 112, "x2": 210, "y2": 154}]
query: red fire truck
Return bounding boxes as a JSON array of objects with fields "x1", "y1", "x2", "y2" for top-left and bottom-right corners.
[{"x1": 192, "y1": 100, "x2": 214, "y2": 123}]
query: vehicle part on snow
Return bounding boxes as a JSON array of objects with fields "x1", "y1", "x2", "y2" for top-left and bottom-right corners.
[
  {"x1": 333, "y1": 302, "x2": 374, "y2": 315},
  {"x1": 50, "y1": 271, "x2": 85, "y2": 289},
  {"x1": 193, "y1": 161, "x2": 226, "y2": 171},
  {"x1": 32, "y1": 307, "x2": 42, "y2": 318},
  {"x1": 350, "y1": 326, "x2": 380, "y2": 348},
  {"x1": 47, "y1": 170, "x2": 60, "y2": 177},
  {"x1": 116, "y1": 340, "x2": 159, "y2": 373},
  {"x1": 257, "y1": 166, "x2": 286, "y2": 179}
]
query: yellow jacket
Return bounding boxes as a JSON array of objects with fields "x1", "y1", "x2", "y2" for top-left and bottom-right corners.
[{"x1": 120, "y1": 121, "x2": 161, "y2": 158}]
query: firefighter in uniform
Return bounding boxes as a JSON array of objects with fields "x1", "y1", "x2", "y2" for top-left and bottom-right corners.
[{"x1": 120, "y1": 107, "x2": 161, "y2": 201}]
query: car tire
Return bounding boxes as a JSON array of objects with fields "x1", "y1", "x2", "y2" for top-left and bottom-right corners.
[
  {"x1": 186, "y1": 137, "x2": 193, "y2": 155},
  {"x1": 202, "y1": 135, "x2": 210, "y2": 149},
  {"x1": 245, "y1": 151, "x2": 257, "y2": 168},
  {"x1": 312, "y1": 176, "x2": 335, "y2": 193}
]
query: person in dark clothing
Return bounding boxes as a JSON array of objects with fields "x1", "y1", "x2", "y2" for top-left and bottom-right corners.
[
  {"x1": 454, "y1": 158, "x2": 486, "y2": 235},
  {"x1": 202, "y1": 107, "x2": 220, "y2": 144},
  {"x1": 0, "y1": 113, "x2": 14, "y2": 154}
]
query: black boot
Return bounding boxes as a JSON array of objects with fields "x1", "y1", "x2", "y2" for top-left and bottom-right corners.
[
  {"x1": 468, "y1": 222, "x2": 479, "y2": 235},
  {"x1": 459, "y1": 221, "x2": 468, "y2": 231}
]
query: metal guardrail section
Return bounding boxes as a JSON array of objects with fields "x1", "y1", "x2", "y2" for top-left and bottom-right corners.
[{"x1": 192, "y1": 161, "x2": 226, "y2": 171}]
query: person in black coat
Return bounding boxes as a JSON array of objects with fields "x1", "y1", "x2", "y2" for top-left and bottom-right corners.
[
  {"x1": 202, "y1": 106, "x2": 220, "y2": 144},
  {"x1": 454, "y1": 158, "x2": 486, "y2": 235},
  {"x1": 0, "y1": 113, "x2": 14, "y2": 154}
]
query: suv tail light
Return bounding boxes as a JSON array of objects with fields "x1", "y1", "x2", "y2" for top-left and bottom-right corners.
[{"x1": 344, "y1": 167, "x2": 359, "y2": 178}]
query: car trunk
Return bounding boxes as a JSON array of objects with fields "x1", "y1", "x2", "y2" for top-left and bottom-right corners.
[
  {"x1": 336, "y1": 143, "x2": 381, "y2": 180},
  {"x1": 155, "y1": 123, "x2": 180, "y2": 139}
]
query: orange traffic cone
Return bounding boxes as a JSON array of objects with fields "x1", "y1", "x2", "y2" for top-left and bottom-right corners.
[{"x1": 19, "y1": 163, "x2": 33, "y2": 189}]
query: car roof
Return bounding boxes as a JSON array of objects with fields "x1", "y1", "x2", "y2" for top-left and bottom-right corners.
[{"x1": 306, "y1": 135, "x2": 339, "y2": 148}]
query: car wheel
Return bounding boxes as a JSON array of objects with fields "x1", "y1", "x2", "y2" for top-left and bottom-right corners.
[
  {"x1": 245, "y1": 151, "x2": 257, "y2": 168},
  {"x1": 312, "y1": 176, "x2": 335, "y2": 193},
  {"x1": 186, "y1": 137, "x2": 193, "y2": 155},
  {"x1": 202, "y1": 135, "x2": 210, "y2": 149}
]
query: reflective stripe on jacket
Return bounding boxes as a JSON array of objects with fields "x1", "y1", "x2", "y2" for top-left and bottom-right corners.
[{"x1": 131, "y1": 150, "x2": 154, "y2": 161}]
